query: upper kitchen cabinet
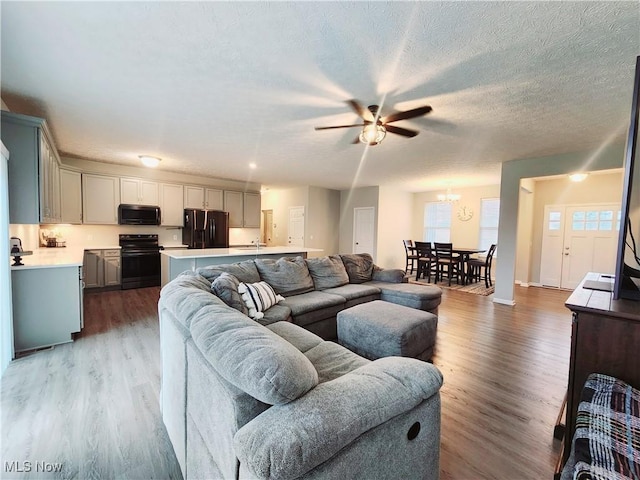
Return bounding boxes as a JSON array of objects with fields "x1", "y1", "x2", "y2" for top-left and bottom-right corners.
[
  {"x1": 1, "y1": 111, "x2": 62, "y2": 224},
  {"x1": 121, "y1": 177, "x2": 159, "y2": 206},
  {"x1": 184, "y1": 185, "x2": 224, "y2": 210},
  {"x1": 224, "y1": 191, "x2": 261, "y2": 228},
  {"x1": 243, "y1": 192, "x2": 261, "y2": 228},
  {"x1": 60, "y1": 168, "x2": 82, "y2": 224},
  {"x1": 82, "y1": 173, "x2": 120, "y2": 224},
  {"x1": 159, "y1": 183, "x2": 184, "y2": 226}
]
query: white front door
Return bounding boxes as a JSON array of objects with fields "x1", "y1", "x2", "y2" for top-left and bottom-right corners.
[
  {"x1": 560, "y1": 205, "x2": 620, "y2": 289},
  {"x1": 353, "y1": 207, "x2": 375, "y2": 254},
  {"x1": 539, "y1": 204, "x2": 620, "y2": 289},
  {"x1": 288, "y1": 206, "x2": 305, "y2": 247}
]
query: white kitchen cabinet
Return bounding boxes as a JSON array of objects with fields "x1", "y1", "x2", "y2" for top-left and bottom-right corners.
[
  {"x1": 224, "y1": 190, "x2": 261, "y2": 227},
  {"x1": 82, "y1": 174, "x2": 120, "y2": 224},
  {"x1": 160, "y1": 183, "x2": 184, "y2": 226},
  {"x1": 83, "y1": 249, "x2": 121, "y2": 289},
  {"x1": 206, "y1": 188, "x2": 224, "y2": 210},
  {"x1": 243, "y1": 192, "x2": 261, "y2": 228},
  {"x1": 1, "y1": 111, "x2": 63, "y2": 224},
  {"x1": 120, "y1": 177, "x2": 159, "y2": 206},
  {"x1": 184, "y1": 185, "x2": 224, "y2": 210},
  {"x1": 11, "y1": 265, "x2": 83, "y2": 352},
  {"x1": 224, "y1": 190, "x2": 243, "y2": 227},
  {"x1": 184, "y1": 185, "x2": 205, "y2": 209},
  {"x1": 60, "y1": 168, "x2": 82, "y2": 224}
]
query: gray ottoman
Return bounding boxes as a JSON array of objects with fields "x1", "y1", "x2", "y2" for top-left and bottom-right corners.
[{"x1": 337, "y1": 300, "x2": 438, "y2": 361}]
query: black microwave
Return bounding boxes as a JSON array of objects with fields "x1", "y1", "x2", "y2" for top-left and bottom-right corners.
[{"x1": 118, "y1": 204, "x2": 161, "y2": 225}]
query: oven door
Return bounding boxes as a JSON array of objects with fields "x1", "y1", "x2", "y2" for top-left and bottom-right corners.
[{"x1": 121, "y1": 250, "x2": 160, "y2": 289}]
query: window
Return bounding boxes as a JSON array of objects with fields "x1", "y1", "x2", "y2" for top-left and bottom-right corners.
[
  {"x1": 479, "y1": 198, "x2": 500, "y2": 251},
  {"x1": 423, "y1": 202, "x2": 451, "y2": 242}
]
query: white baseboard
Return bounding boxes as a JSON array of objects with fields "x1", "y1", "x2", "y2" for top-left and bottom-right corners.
[
  {"x1": 493, "y1": 297, "x2": 516, "y2": 306},
  {"x1": 515, "y1": 280, "x2": 530, "y2": 287}
]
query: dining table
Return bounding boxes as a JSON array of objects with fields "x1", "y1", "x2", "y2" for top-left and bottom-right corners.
[{"x1": 451, "y1": 247, "x2": 486, "y2": 285}]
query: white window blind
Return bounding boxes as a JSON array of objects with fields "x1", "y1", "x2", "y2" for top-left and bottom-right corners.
[
  {"x1": 423, "y1": 202, "x2": 451, "y2": 242},
  {"x1": 479, "y1": 198, "x2": 500, "y2": 251}
]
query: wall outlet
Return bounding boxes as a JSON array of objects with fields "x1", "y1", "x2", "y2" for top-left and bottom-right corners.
[{"x1": 173, "y1": 235, "x2": 177, "y2": 241}]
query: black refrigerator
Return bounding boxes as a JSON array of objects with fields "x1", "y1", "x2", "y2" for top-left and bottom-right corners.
[{"x1": 183, "y1": 209, "x2": 229, "y2": 249}]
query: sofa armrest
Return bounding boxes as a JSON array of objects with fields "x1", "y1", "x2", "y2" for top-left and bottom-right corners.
[
  {"x1": 233, "y1": 357, "x2": 442, "y2": 480},
  {"x1": 372, "y1": 267, "x2": 407, "y2": 283}
]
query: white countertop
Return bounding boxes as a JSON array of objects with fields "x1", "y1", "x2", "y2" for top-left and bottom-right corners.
[
  {"x1": 10, "y1": 247, "x2": 86, "y2": 270},
  {"x1": 161, "y1": 246, "x2": 323, "y2": 259}
]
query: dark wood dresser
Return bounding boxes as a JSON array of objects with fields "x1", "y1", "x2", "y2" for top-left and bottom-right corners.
[{"x1": 563, "y1": 272, "x2": 640, "y2": 464}]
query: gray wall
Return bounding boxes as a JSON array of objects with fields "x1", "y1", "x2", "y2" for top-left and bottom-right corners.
[{"x1": 307, "y1": 186, "x2": 340, "y2": 257}]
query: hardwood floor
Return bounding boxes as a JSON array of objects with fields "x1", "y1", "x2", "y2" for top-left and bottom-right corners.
[{"x1": 0, "y1": 285, "x2": 572, "y2": 479}]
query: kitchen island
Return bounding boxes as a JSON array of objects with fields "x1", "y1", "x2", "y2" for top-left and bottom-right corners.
[
  {"x1": 160, "y1": 246, "x2": 323, "y2": 286},
  {"x1": 10, "y1": 247, "x2": 85, "y2": 354}
]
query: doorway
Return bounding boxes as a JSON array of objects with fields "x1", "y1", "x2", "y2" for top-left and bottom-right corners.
[
  {"x1": 261, "y1": 210, "x2": 274, "y2": 246},
  {"x1": 540, "y1": 203, "x2": 620, "y2": 289},
  {"x1": 353, "y1": 207, "x2": 375, "y2": 254}
]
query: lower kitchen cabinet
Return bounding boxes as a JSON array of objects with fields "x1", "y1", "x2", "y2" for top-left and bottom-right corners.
[
  {"x1": 84, "y1": 249, "x2": 121, "y2": 289},
  {"x1": 11, "y1": 265, "x2": 83, "y2": 353}
]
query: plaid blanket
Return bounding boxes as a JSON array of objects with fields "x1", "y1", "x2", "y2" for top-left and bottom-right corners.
[{"x1": 572, "y1": 373, "x2": 640, "y2": 480}]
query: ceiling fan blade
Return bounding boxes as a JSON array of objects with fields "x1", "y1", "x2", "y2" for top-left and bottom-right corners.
[
  {"x1": 385, "y1": 125, "x2": 419, "y2": 138},
  {"x1": 314, "y1": 123, "x2": 366, "y2": 131},
  {"x1": 383, "y1": 105, "x2": 432, "y2": 124},
  {"x1": 346, "y1": 99, "x2": 369, "y2": 120}
]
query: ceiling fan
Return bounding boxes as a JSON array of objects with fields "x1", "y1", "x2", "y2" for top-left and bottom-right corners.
[{"x1": 314, "y1": 99, "x2": 432, "y2": 146}]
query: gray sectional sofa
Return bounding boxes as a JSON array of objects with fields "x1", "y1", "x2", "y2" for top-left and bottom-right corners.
[{"x1": 158, "y1": 253, "x2": 444, "y2": 479}]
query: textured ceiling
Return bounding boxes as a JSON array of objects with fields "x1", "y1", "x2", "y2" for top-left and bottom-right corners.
[{"x1": 1, "y1": 2, "x2": 639, "y2": 192}]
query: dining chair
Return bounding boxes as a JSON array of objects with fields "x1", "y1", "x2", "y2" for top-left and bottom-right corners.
[
  {"x1": 414, "y1": 241, "x2": 436, "y2": 282},
  {"x1": 433, "y1": 242, "x2": 462, "y2": 286},
  {"x1": 467, "y1": 244, "x2": 497, "y2": 288},
  {"x1": 403, "y1": 240, "x2": 419, "y2": 274}
]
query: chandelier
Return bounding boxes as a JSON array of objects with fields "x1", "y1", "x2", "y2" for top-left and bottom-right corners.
[{"x1": 437, "y1": 187, "x2": 460, "y2": 203}]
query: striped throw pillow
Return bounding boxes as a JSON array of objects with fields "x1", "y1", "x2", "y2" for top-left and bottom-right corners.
[{"x1": 238, "y1": 281, "x2": 285, "y2": 320}]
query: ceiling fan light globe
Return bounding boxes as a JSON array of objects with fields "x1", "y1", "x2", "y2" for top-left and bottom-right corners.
[{"x1": 360, "y1": 124, "x2": 386, "y2": 145}]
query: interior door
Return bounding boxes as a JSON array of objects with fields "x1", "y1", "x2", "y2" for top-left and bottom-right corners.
[
  {"x1": 288, "y1": 206, "x2": 305, "y2": 247},
  {"x1": 262, "y1": 210, "x2": 274, "y2": 246},
  {"x1": 353, "y1": 207, "x2": 375, "y2": 254}
]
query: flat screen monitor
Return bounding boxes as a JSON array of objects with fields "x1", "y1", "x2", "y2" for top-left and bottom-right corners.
[{"x1": 613, "y1": 55, "x2": 640, "y2": 300}]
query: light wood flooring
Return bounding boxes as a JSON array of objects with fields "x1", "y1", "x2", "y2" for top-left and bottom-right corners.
[{"x1": 0, "y1": 285, "x2": 572, "y2": 479}]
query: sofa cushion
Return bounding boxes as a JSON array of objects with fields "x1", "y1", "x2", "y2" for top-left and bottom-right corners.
[
  {"x1": 339, "y1": 253, "x2": 375, "y2": 283},
  {"x1": 257, "y1": 304, "x2": 292, "y2": 326},
  {"x1": 238, "y1": 281, "x2": 285, "y2": 320},
  {"x1": 211, "y1": 272, "x2": 249, "y2": 316},
  {"x1": 323, "y1": 283, "x2": 381, "y2": 302},
  {"x1": 365, "y1": 282, "x2": 442, "y2": 312},
  {"x1": 190, "y1": 303, "x2": 319, "y2": 405},
  {"x1": 305, "y1": 255, "x2": 349, "y2": 290},
  {"x1": 196, "y1": 260, "x2": 261, "y2": 284},
  {"x1": 254, "y1": 256, "x2": 315, "y2": 297}
]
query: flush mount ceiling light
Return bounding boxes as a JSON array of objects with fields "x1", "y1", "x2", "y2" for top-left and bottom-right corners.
[
  {"x1": 139, "y1": 155, "x2": 161, "y2": 168},
  {"x1": 569, "y1": 172, "x2": 589, "y2": 182},
  {"x1": 437, "y1": 186, "x2": 461, "y2": 203}
]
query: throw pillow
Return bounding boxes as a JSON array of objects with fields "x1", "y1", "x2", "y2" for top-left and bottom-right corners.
[
  {"x1": 254, "y1": 256, "x2": 315, "y2": 296},
  {"x1": 196, "y1": 260, "x2": 261, "y2": 284},
  {"x1": 238, "y1": 281, "x2": 285, "y2": 320},
  {"x1": 211, "y1": 272, "x2": 249, "y2": 316},
  {"x1": 339, "y1": 253, "x2": 375, "y2": 284},
  {"x1": 305, "y1": 255, "x2": 349, "y2": 290}
]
